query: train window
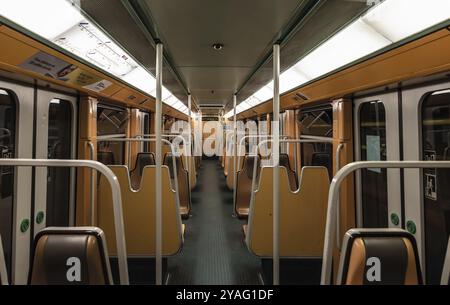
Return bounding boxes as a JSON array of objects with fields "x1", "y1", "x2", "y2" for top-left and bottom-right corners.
[
  {"x1": 421, "y1": 88, "x2": 450, "y2": 284},
  {"x1": 141, "y1": 112, "x2": 150, "y2": 152},
  {"x1": 297, "y1": 107, "x2": 333, "y2": 177},
  {"x1": 359, "y1": 101, "x2": 388, "y2": 228},
  {"x1": 97, "y1": 105, "x2": 128, "y2": 165},
  {"x1": 46, "y1": 99, "x2": 72, "y2": 226},
  {"x1": 0, "y1": 89, "x2": 16, "y2": 279}
]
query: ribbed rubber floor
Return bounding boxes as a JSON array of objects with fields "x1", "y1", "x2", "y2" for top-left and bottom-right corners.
[{"x1": 168, "y1": 158, "x2": 260, "y2": 285}]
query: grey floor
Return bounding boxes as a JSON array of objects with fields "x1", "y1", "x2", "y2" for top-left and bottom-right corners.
[{"x1": 168, "y1": 158, "x2": 260, "y2": 285}]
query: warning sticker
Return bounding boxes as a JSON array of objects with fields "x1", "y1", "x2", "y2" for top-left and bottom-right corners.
[{"x1": 425, "y1": 173, "x2": 437, "y2": 201}]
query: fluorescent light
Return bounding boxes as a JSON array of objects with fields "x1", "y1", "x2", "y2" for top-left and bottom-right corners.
[
  {"x1": 295, "y1": 19, "x2": 391, "y2": 79},
  {"x1": 0, "y1": 90, "x2": 8, "y2": 95},
  {"x1": 280, "y1": 67, "x2": 310, "y2": 93},
  {"x1": 1, "y1": 0, "x2": 191, "y2": 117},
  {"x1": 122, "y1": 66, "x2": 156, "y2": 94},
  {"x1": 253, "y1": 83, "x2": 273, "y2": 102},
  {"x1": 50, "y1": 98, "x2": 60, "y2": 104},
  {"x1": 163, "y1": 95, "x2": 179, "y2": 107},
  {"x1": 362, "y1": 0, "x2": 450, "y2": 43},
  {"x1": 1, "y1": 0, "x2": 83, "y2": 40}
]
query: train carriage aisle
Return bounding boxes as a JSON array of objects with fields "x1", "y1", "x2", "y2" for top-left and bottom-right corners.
[{"x1": 168, "y1": 157, "x2": 260, "y2": 285}]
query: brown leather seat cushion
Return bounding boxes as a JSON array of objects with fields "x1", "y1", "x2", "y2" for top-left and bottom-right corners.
[
  {"x1": 279, "y1": 153, "x2": 298, "y2": 190},
  {"x1": 338, "y1": 229, "x2": 422, "y2": 285},
  {"x1": 164, "y1": 153, "x2": 191, "y2": 217},
  {"x1": 29, "y1": 227, "x2": 112, "y2": 285},
  {"x1": 235, "y1": 155, "x2": 260, "y2": 218}
]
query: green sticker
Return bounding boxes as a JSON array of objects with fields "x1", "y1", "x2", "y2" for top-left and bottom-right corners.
[
  {"x1": 36, "y1": 211, "x2": 45, "y2": 224},
  {"x1": 390, "y1": 213, "x2": 400, "y2": 226},
  {"x1": 406, "y1": 220, "x2": 417, "y2": 234},
  {"x1": 20, "y1": 219, "x2": 30, "y2": 233}
]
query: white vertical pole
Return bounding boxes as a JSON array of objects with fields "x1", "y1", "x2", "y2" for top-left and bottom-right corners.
[
  {"x1": 272, "y1": 44, "x2": 280, "y2": 285},
  {"x1": 188, "y1": 94, "x2": 192, "y2": 177},
  {"x1": 233, "y1": 94, "x2": 237, "y2": 213},
  {"x1": 155, "y1": 43, "x2": 163, "y2": 285}
]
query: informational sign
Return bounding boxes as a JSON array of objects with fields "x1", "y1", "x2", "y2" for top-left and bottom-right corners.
[
  {"x1": 19, "y1": 51, "x2": 78, "y2": 81},
  {"x1": 366, "y1": 135, "x2": 381, "y2": 173},
  {"x1": 424, "y1": 150, "x2": 437, "y2": 201},
  {"x1": 82, "y1": 79, "x2": 113, "y2": 93},
  {"x1": 425, "y1": 173, "x2": 437, "y2": 201},
  {"x1": 19, "y1": 51, "x2": 112, "y2": 92}
]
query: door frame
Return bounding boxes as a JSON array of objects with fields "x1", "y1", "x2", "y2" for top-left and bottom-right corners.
[
  {"x1": 0, "y1": 79, "x2": 34, "y2": 284},
  {"x1": 401, "y1": 80, "x2": 450, "y2": 278},
  {"x1": 353, "y1": 92, "x2": 402, "y2": 229},
  {"x1": 34, "y1": 89, "x2": 78, "y2": 235}
]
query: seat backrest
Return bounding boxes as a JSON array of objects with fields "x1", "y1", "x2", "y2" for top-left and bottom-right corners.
[
  {"x1": 337, "y1": 228, "x2": 423, "y2": 285},
  {"x1": 130, "y1": 152, "x2": 155, "y2": 189},
  {"x1": 29, "y1": 227, "x2": 112, "y2": 285},
  {"x1": 311, "y1": 152, "x2": 330, "y2": 167},
  {"x1": 97, "y1": 151, "x2": 115, "y2": 165},
  {"x1": 98, "y1": 166, "x2": 183, "y2": 256},
  {"x1": 0, "y1": 235, "x2": 8, "y2": 285},
  {"x1": 441, "y1": 236, "x2": 450, "y2": 285},
  {"x1": 133, "y1": 152, "x2": 155, "y2": 176},
  {"x1": 226, "y1": 151, "x2": 245, "y2": 190},
  {"x1": 279, "y1": 153, "x2": 298, "y2": 191},
  {"x1": 235, "y1": 155, "x2": 261, "y2": 217},
  {"x1": 246, "y1": 166, "x2": 329, "y2": 257},
  {"x1": 164, "y1": 153, "x2": 191, "y2": 216}
]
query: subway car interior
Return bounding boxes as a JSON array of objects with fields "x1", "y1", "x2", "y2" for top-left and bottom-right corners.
[{"x1": 0, "y1": 0, "x2": 450, "y2": 288}]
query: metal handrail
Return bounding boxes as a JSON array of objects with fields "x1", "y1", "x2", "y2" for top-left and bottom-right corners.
[
  {"x1": 321, "y1": 161, "x2": 450, "y2": 285},
  {"x1": 96, "y1": 138, "x2": 181, "y2": 214},
  {"x1": 0, "y1": 159, "x2": 129, "y2": 285},
  {"x1": 86, "y1": 142, "x2": 96, "y2": 226},
  {"x1": 96, "y1": 137, "x2": 183, "y2": 286},
  {"x1": 335, "y1": 143, "x2": 345, "y2": 251},
  {"x1": 248, "y1": 138, "x2": 334, "y2": 286},
  {"x1": 233, "y1": 135, "x2": 289, "y2": 212},
  {"x1": 134, "y1": 134, "x2": 190, "y2": 167}
]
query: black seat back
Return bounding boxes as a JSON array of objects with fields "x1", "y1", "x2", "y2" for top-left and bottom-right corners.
[
  {"x1": 29, "y1": 227, "x2": 112, "y2": 285},
  {"x1": 279, "y1": 153, "x2": 298, "y2": 190},
  {"x1": 97, "y1": 151, "x2": 115, "y2": 165},
  {"x1": 133, "y1": 152, "x2": 155, "y2": 176},
  {"x1": 337, "y1": 229, "x2": 422, "y2": 285}
]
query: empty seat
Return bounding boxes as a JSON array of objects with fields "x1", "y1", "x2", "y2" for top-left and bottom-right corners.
[
  {"x1": 97, "y1": 151, "x2": 115, "y2": 165},
  {"x1": 336, "y1": 228, "x2": 423, "y2": 285},
  {"x1": 130, "y1": 152, "x2": 155, "y2": 189},
  {"x1": 98, "y1": 166, "x2": 184, "y2": 256},
  {"x1": 0, "y1": 235, "x2": 7, "y2": 285},
  {"x1": 441, "y1": 236, "x2": 450, "y2": 285},
  {"x1": 246, "y1": 166, "x2": 329, "y2": 257},
  {"x1": 235, "y1": 155, "x2": 261, "y2": 218},
  {"x1": 226, "y1": 146, "x2": 246, "y2": 190},
  {"x1": 29, "y1": 227, "x2": 112, "y2": 285},
  {"x1": 164, "y1": 153, "x2": 191, "y2": 217},
  {"x1": 311, "y1": 152, "x2": 331, "y2": 178},
  {"x1": 279, "y1": 153, "x2": 298, "y2": 191}
]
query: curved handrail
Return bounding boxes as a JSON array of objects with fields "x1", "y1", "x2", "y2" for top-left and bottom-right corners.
[
  {"x1": 0, "y1": 159, "x2": 129, "y2": 285},
  {"x1": 321, "y1": 161, "x2": 450, "y2": 285},
  {"x1": 86, "y1": 142, "x2": 96, "y2": 226}
]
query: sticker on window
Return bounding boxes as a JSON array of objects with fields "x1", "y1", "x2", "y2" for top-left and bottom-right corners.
[
  {"x1": 366, "y1": 135, "x2": 381, "y2": 173},
  {"x1": 425, "y1": 173, "x2": 437, "y2": 201}
]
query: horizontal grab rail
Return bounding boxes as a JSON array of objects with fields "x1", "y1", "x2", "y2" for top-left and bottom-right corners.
[
  {"x1": 321, "y1": 160, "x2": 450, "y2": 285},
  {"x1": 0, "y1": 158, "x2": 129, "y2": 285}
]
